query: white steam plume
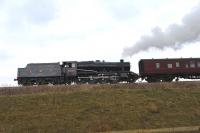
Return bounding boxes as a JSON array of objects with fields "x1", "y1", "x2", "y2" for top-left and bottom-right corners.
[{"x1": 122, "y1": 3, "x2": 200, "y2": 57}]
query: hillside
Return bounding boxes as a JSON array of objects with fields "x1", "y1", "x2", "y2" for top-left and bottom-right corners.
[{"x1": 0, "y1": 82, "x2": 200, "y2": 133}]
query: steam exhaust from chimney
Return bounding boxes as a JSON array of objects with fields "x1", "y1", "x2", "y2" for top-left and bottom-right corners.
[{"x1": 122, "y1": 3, "x2": 200, "y2": 57}]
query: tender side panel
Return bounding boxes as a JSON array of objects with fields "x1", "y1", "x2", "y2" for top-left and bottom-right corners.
[
  {"x1": 17, "y1": 63, "x2": 63, "y2": 85},
  {"x1": 18, "y1": 63, "x2": 62, "y2": 78}
]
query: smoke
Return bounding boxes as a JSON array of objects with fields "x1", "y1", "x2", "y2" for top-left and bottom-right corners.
[{"x1": 122, "y1": 3, "x2": 200, "y2": 57}]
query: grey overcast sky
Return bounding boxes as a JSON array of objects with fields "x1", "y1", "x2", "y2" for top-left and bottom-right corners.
[{"x1": 0, "y1": 0, "x2": 199, "y2": 86}]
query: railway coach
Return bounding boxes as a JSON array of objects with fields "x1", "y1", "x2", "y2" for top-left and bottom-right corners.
[{"x1": 139, "y1": 58, "x2": 200, "y2": 82}]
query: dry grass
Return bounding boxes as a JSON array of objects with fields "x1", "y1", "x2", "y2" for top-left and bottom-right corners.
[
  {"x1": 0, "y1": 82, "x2": 200, "y2": 133},
  {"x1": 0, "y1": 81, "x2": 199, "y2": 95}
]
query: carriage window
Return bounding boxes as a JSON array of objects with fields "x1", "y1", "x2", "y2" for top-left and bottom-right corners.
[
  {"x1": 176, "y1": 62, "x2": 180, "y2": 67},
  {"x1": 167, "y1": 64, "x2": 173, "y2": 69},
  {"x1": 186, "y1": 64, "x2": 189, "y2": 68},
  {"x1": 197, "y1": 62, "x2": 200, "y2": 68},
  {"x1": 156, "y1": 63, "x2": 160, "y2": 69},
  {"x1": 190, "y1": 62, "x2": 195, "y2": 68}
]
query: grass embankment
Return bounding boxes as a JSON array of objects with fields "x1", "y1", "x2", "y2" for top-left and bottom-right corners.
[{"x1": 0, "y1": 82, "x2": 200, "y2": 133}]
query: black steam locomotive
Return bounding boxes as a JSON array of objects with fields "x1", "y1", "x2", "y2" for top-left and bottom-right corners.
[{"x1": 15, "y1": 60, "x2": 138, "y2": 85}]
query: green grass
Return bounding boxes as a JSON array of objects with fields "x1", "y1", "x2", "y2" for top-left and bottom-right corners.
[{"x1": 0, "y1": 82, "x2": 200, "y2": 132}]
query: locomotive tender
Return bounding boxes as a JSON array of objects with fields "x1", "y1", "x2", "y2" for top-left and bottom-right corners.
[{"x1": 15, "y1": 60, "x2": 138, "y2": 85}]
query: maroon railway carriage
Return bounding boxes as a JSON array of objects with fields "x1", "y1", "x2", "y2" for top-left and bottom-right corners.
[{"x1": 139, "y1": 58, "x2": 200, "y2": 82}]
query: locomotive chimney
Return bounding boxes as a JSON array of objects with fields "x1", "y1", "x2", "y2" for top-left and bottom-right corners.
[{"x1": 120, "y1": 59, "x2": 124, "y2": 63}]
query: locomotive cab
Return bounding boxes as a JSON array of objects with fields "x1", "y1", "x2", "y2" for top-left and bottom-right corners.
[{"x1": 62, "y1": 61, "x2": 77, "y2": 83}]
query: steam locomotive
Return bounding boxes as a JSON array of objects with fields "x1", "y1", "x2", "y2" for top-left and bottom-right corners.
[
  {"x1": 15, "y1": 58, "x2": 200, "y2": 85},
  {"x1": 15, "y1": 60, "x2": 138, "y2": 85}
]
